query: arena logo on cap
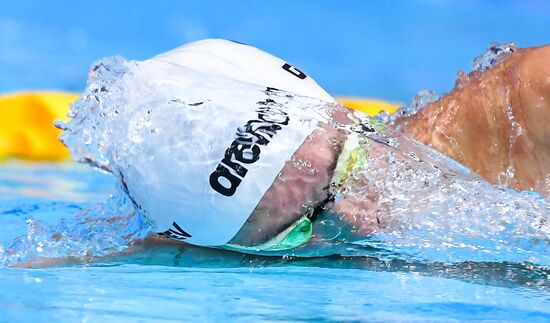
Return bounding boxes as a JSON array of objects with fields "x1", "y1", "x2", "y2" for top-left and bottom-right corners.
[{"x1": 209, "y1": 93, "x2": 290, "y2": 197}]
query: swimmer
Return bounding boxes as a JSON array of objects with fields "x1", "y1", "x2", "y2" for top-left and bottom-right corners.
[{"x1": 57, "y1": 39, "x2": 550, "y2": 254}]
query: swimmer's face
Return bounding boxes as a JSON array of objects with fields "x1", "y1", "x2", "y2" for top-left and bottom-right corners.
[{"x1": 229, "y1": 109, "x2": 350, "y2": 245}]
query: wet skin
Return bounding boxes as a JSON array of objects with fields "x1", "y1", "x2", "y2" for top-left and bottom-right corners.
[
  {"x1": 403, "y1": 45, "x2": 550, "y2": 196},
  {"x1": 232, "y1": 45, "x2": 550, "y2": 245}
]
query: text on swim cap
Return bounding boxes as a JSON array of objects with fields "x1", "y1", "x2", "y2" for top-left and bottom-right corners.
[
  {"x1": 282, "y1": 63, "x2": 307, "y2": 80},
  {"x1": 209, "y1": 97, "x2": 289, "y2": 197}
]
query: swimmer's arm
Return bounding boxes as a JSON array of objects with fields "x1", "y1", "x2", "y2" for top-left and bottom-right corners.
[{"x1": 402, "y1": 45, "x2": 550, "y2": 195}]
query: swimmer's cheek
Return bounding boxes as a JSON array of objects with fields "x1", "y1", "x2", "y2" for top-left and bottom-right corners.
[{"x1": 231, "y1": 127, "x2": 344, "y2": 245}]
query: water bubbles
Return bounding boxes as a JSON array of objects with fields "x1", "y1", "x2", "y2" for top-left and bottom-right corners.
[
  {"x1": 506, "y1": 105, "x2": 524, "y2": 138},
  {"x1": 472, "y1": 42, "x2": 517, "y2": 72},
  {"x1": 375, "y1": 42, "x2": 517, "y2": 127},
  {"x1": 0, "y1": 194, "x2": 151, "y2": 267},
  {"x1": 376, "y1": 90, "x2": 440, "y2": 130},
  {"x1": 494, "y1": 105, "x2": 524, "y2": 188},
  {"x1": 404, "y1": 151, "x2": 420, "y2": 162},
  {"x1": 329, "y1": 130, "x2": 550, "y2": 265},
  {"x1": 35, "y1": 242, "x2": 44, "y2": 253},
  {"x1": 292, "y1": 157, "x2": 318, "y2": 176},
  {"x1": 497, "y1": 165, "x2": 516, "y2": 188}
]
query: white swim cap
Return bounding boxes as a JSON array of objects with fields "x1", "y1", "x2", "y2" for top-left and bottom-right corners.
[
  {"x1": 153, "y1": 39, "x2": 334, "y2": 102},
  {"x1": 64, "y1": 39, "x2": 335, "y2": 246}
]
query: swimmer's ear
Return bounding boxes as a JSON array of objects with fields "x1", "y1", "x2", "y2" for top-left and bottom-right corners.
[{"x1": 152, "y1": 39, "x2": 334, "y2": 102}]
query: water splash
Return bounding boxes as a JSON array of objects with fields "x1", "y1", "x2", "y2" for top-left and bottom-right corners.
[
  {"x1": 44, "y1": 54, "x2": 550, "y2": 267},
  {"x1": 472, "y1": 42, "x2": 517, "y2": 72},
  {"x1": 376, "y1": 90, "x2": 439, "y2": 130},
  {"x1": 376, "y1": 42, "x2": 518, "y2": 124},
  {"x1": 0, "y1": 193, "x2": 151, "y2": 267},
  {"x1": 496, "y1": 104, "x2": 524, "y2": 187},
  {"x1": 307, "y1": 118, "x2": 550, "y2": 265}
]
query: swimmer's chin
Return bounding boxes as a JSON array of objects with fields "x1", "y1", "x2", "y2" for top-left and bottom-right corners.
[{"x1": 228, "y1": 209, "x2": 305, "y2": 246}]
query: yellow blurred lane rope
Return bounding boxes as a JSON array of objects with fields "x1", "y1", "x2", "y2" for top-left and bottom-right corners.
[
  {"x1": 336, "y1": 97, "x2": 400, "y2": 116},
  {"x1": 0, "y1": 92, "x2": 398, "y2": 161},
  {"x1": 0, "y1": 91, "x2": 78, "y2": 160}
]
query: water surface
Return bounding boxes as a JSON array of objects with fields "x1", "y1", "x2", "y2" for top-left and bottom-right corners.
[{"x1": 1, "y1": 163, "x2": 549, "y2": 321}]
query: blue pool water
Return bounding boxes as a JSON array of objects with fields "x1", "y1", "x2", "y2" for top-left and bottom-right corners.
[
  {"x1": 1, "y1": 163, "x2": 549, "y2": 321},
  {"x1": 2, "y1": 1, "x2": 550, "y2": 321},
  {"x1": 2, "y1": 1, "x2": 550, "y2": 101}
]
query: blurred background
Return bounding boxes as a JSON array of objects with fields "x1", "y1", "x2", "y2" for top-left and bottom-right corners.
[{"x1": 1, "y1": 0, "x2": 549, "y2": 102}]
